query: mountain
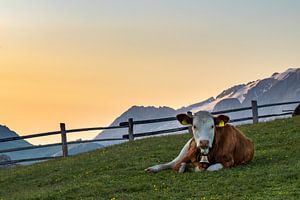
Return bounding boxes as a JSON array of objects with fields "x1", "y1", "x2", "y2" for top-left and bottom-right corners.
[
  {"x1": 95, "y1": 106, "x2": 181, "y2": 145},
  {"x1": 205, "y1": 68, "x2": 299, "y2": 119},
  {"x1": 95, "y1": 68, "x2": 300, "y2": 143},
  {"x1": 0, "y1": 125, "x2": 103, "y2": 162},
  {"x1": 0, "y1": 125, "x2": 38, "y2": 160},
  {"x1": 184, "y1": 68, "x2": 300, "y2": 114},
  {"x1": 0, "y1": 125, "x2": 31, "y2": 151},
  {"x1": 0, "y1": 125, "x2": 62, "y2": 160},
  {"x1": 177, "y1": 97, "x2": 215, "y2": 113},
  {"x1": 3, "y1": 68, "x2": 299, "y2": 159}
]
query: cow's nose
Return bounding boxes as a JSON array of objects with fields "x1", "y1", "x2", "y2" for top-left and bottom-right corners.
[{"x1": 200, "y1": 140, "x2": 209, "y2": 149}]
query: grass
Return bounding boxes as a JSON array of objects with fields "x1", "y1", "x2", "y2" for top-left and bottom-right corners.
[{"x1": 0, "y1": 117, "x2": 299, "y2": 200}]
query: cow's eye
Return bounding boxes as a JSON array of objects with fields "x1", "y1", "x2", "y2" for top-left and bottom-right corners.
[
  {"x1": 211, "y1": 125, "x2": 214, "y2": 129},
  {"x1": 193, "y1": 125, "x2": 197, "y2": 129}
]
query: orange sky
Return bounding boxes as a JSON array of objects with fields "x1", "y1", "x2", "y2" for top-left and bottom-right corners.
[{"x1": 1, "y1": 1, "x2": 300, "y2": 144}]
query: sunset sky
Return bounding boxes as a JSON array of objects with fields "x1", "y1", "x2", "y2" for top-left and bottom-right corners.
[{"x1": 1, "y1": 0, "x2": 300, "y2": 144}]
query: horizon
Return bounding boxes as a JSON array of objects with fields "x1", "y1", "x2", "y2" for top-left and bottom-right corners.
[{"x1": 1, "y1": 1, "x2": 300, "y2": 144}]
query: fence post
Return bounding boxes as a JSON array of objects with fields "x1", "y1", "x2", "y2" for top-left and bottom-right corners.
[
  {"x1": 251, "y1": 100, "x2": 259, "y2": 124},
  {"x1": 128, "y1": 118, "x2": 134, "y2": 141},
  {"x1": 187, "y1": 111, "x2": 193, "y2": 134},
  {"x1": 60, "y1": 123, "x2": 68, "y2": 157}
]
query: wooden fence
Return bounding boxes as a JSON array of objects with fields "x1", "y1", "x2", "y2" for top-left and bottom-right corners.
[{"x1": 0, "y1": 100, "x2": 299, "y2": 166}]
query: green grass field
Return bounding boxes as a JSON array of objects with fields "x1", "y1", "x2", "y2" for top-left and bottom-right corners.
[{"x1": 0, "y1": 117, "x2": 299, "y2": 200}]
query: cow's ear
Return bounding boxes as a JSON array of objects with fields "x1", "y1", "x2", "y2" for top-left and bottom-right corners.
[
  {"x1": 214, "y1": 115, "x2": 230, "y2": 127},
  {"x1": 176, "y1": 114, "x2": 193, "y2": 125}
]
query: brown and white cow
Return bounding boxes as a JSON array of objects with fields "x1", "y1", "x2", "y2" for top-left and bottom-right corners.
[{"x1": 145, "y1": 111, "x2": 254, "y2": 173}]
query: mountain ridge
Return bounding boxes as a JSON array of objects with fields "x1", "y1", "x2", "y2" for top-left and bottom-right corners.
[
  {"x1": 95, "y1": 68, "x2": 300, "y2": 142},
  {"x1": 1, "y1": 68, "x2": 299, "y2": 158}
]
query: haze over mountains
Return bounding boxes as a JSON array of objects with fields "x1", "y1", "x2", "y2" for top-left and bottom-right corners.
[{"x1": 1, "y1": 68, "x2": 299, "y2": 162}]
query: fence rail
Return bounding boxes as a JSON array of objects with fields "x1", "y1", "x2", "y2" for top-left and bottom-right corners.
[
  {"x1": 0, "y1": 126, "x2": 126, "y2": 143},
  {"x1": 0, "y1": 156, "x2": 62, "y2": 166},
  {"x1": 0, "y1": 138, "x2": 127, "y2": 154},
  {"x1": 119, "y1": 117, "x2": 176, "y2": 126},
  {"x1": 0, "y1": 100, "x2": 299, "y2": 166},
  {"x1": 122, "y1": 127, "x2": 189, "y2": 139}
]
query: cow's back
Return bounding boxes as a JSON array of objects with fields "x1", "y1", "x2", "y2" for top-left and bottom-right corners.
[
  {"x1": 231, "y1": 126, "x2": 254, "y2": 165},
  {"x1": 211, "y1": 125, "x2": 254, "y2": 167}
]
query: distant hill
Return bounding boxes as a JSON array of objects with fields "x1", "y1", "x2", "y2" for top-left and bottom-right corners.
[
  {"x1": 0, "y1": 125, "x2": 31, "y2": 150},
  {"x1": 95, "y1": 106, "x2": 180, "y2": 146},
  {"x1": 0, "y1": 125, "x2": 62, "y2": 160},
  {"x1": 95, "y1": 68, "x2": 300, "y2": 144},
  {"x1": 187, "y1": 68, "x2": 300, "y2": 113},
  {"x1": 0, "y1": 125, "x2": 103, "y2": 161},
  {"x1": 2, "y1": 68, "x2": 299, "y2": 158}
]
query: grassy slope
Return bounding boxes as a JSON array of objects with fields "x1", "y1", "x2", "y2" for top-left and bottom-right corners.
[{"x1": 0, "y1": 117, "x2": 299, "y2": 200}]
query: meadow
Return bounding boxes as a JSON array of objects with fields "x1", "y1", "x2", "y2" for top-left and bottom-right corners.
[{"x1": 0, "y1": 117, "x2": 299, "y2": 200}]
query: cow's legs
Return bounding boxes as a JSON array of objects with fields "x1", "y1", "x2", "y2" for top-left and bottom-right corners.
[
  {"x1": 178, "y1": 163, "x2": 187, "y2": 173},
  {"x1": 206, "y1": 163, "x2": 223, "y2": 171},
  {"x1": 145, "y1": 138, "x2": 192, "y2": 173}
]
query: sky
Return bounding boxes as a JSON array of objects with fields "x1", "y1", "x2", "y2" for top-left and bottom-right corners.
[{"x1": 0, "y1": 0, "x2": 300, "y2": 144}]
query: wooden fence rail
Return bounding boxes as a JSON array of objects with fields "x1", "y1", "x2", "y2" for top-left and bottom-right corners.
[
  {"x1": 123, "y1": 127, "x2": 189, "y2": 139},
  {"x1": 0, "y1": 138, "x2": 127, "y2": 154},
  {"x1": 0, "y1": 100, "x2": 299, "y2": 166},
  {"x1": 0, "y1": 156, "x2": 63, "y2": 166},
  {"x1": 0, "y1": 125, "x2": 126, "y2": 143}
]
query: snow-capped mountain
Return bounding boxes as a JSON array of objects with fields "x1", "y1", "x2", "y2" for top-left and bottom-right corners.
[
  {"x1": 95, "y1": 68, "x2": 300, "y2": 143},
  {"x1": 180, "y1": 68, "x2": 300, "y2": 113},
  {"x1": 187, "y1": 68, "x2": 300, "y2": 113}
]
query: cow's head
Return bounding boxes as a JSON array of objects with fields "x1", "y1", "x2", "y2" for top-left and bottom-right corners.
[{"x1": 176, "y1": 111, "x2": 229, "y2": 154}]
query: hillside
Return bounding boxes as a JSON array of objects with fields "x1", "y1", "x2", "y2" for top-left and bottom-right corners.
[{"x1": 0, "y1": 117, "x2": 299, "y2": 199}]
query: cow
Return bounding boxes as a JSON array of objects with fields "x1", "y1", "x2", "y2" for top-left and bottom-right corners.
[
  {"x1": 292, "y1": 103, "x2": 300, "y2": 117},
  {"x1": 145, "y1": 111, "x2": 254, "y2": 173}
]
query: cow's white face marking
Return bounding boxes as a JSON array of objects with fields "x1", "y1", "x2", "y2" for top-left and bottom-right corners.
[{"x1": 192, "y1": 111, "x2": 215, "y2": 154}]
